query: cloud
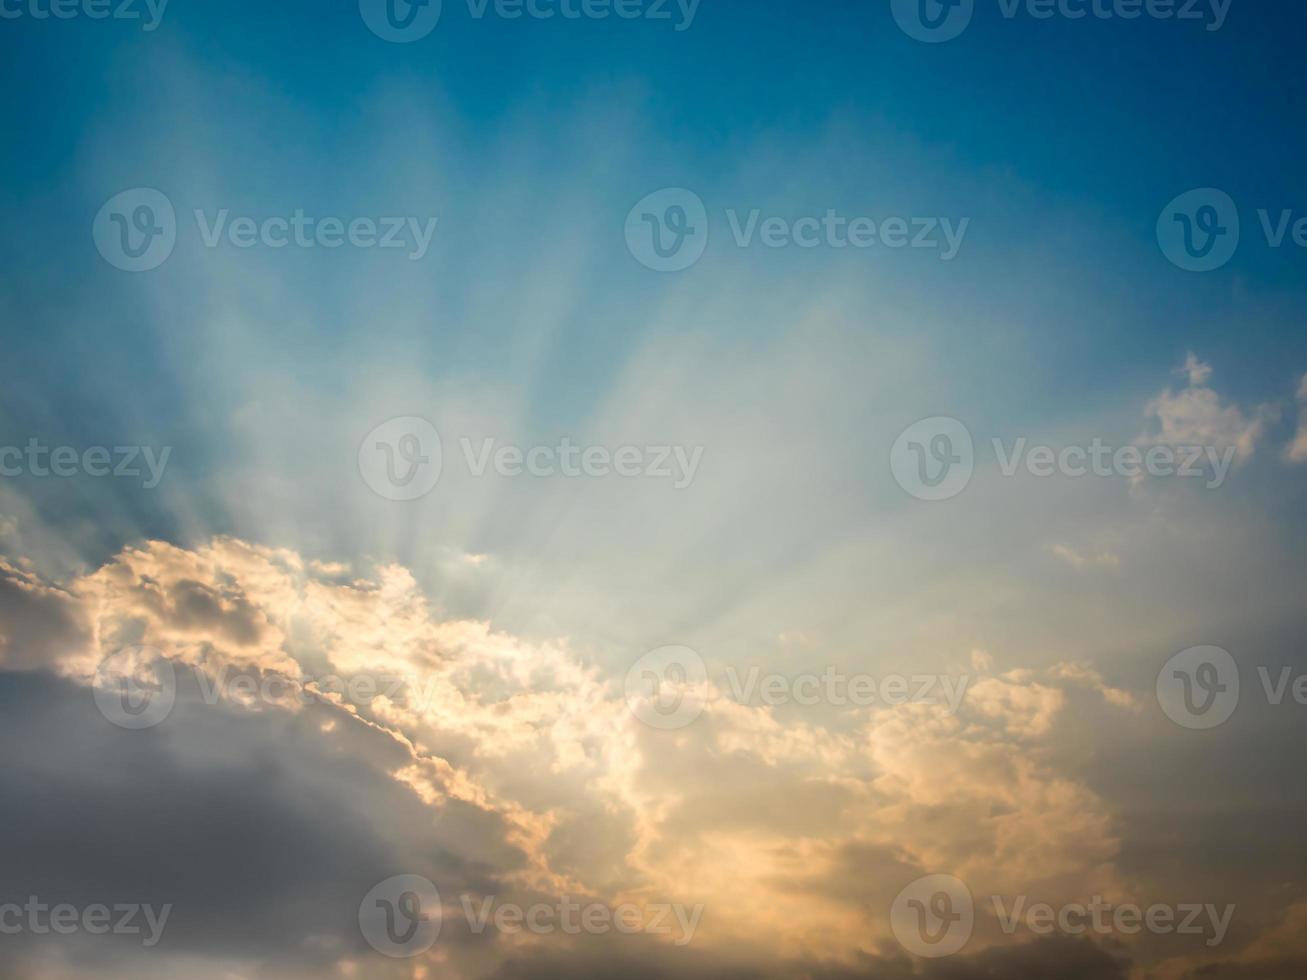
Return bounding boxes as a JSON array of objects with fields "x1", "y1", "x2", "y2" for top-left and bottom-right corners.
[
  {"x1": 1136, "y1": 354, "x2": 1270, "y2": 465},
  {"x1": 1051, "y1": 544, "x2": 1120, "y2": 569},
  {"x1": 1285, "y1": 373, "x2": 1307, "y2": 464},
  {"x1": 1179, "y1": 352, "x2": 1213, "y2": 387},
  {"x1": 1153, "y1": 904, "x2": 1307, "y2": 979},
  {"x1": 0, "y1": 669, "x2": 493, "y2": 975},
  {"x1": 0, "y1": 559, "x2": 89, "y2": 671},
  {"x1": 484, "y1": 934, "x2": 1133, "y2": 980},
  {"x1": 0, "y1": 536, "x2": 1166, "y2": 978}
]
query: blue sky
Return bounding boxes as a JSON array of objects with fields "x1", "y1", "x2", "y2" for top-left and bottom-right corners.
[{"x1": 4, "y1": 1, "x2": 1306, "y2": 563}]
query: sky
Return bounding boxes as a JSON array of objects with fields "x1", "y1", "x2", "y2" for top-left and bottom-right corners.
[{"x1": 1, "y1": 1, "x2": 1307, "y2": 977}]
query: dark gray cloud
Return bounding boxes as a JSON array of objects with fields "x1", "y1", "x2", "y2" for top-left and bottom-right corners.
[
  {"x1": 1177, "y1": 959, "x2": 1307, "y2": 979},
  {"x1": 0, "y1": 560, "x2": 88, "y2": 670},
  {"x1": 484, "y1": 935, "x2": 1132, "y2": 980},
  {"x1": 0, "y1": 668, "x2": 521, "y2": 975}
]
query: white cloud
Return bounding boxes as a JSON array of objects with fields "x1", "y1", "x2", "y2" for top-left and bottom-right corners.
[
  {"x1": 1286, "y1": 372, "x2": 1307, "y2": 464},
  {"x1": 1051, "y1": 543, "x2": 1120, "y2": 568},
  {"x1": 1136, "y1": 353, "x2": 1270, "y2": 464},
  {"x1": 1180, "y1": 351, "x2": 1214, "y2": 387}
]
